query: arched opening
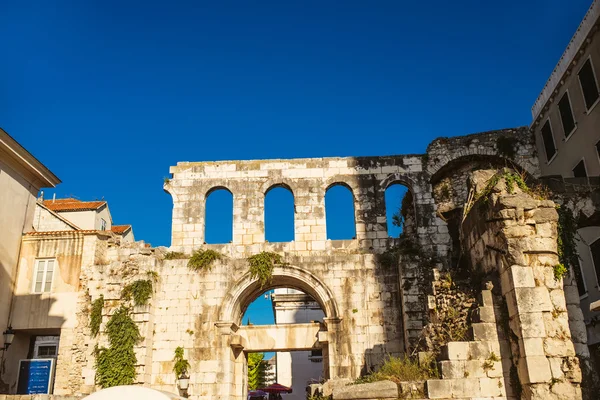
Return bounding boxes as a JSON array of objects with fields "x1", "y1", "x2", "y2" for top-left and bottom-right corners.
[
  {"x1": 241, "y1": 287, "x2": 326, "y2": 397},
  {"x1": 325, "y1": 184, "x2": 356, "y2": 240},
  {"x1": 265, "y1": 186, "x2": 295, "y2": 242},
  {"x1": 205, "y1": 187, "x2": 233, "y2": 244},
  {"x1": 384, "y1": 183, "x2": 411, "y2": 238},
  {"x1": 220, "y1": 266, "x2": 339, "y2": 400}
]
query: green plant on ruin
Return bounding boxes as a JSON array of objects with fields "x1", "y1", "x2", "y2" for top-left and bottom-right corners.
[
  {"x1": 173, "y1": 346, "x2": 190, "y2": 378},
  {"x1": 147, "y1": 270, "x2": 159, "y2": 283},
  {"x1": 164, "y1": 251, "x2": 187, "y2": 260},
  {"x1": 496, "y1": 136, "x2": 518, "y2": 159},
  {"x1": 164, "y1": 177, "x2": 170, "y2": 184},
  {"x1": 94, "y1": 306, "x2": 141, "y2": 388},
  {"x1": 248, "y1": 252, "x2": 284, "y2": 288},
  {"x1": 188, "y1": 249, "x2": 223, "y2": 272},
  {"x1": 556, "y1": 206, "x2": 580, "y2": 282},
  {"x1": 378, "y1": 237, "x2": 420, "y2": 269},
  {"x1": 391, "y1": 191, "x2": 414, "y2": 234},
  {"x1": 121, "y1": 279, "x2": 153, "y2": 306},
  {"x1": 354, "y1": 354, "x2": 438, "y2": 384},
  {"x1": 482, "y1": 352, "x2": 500, "y2": 371},
  {"x1": 90, "y1": 295, "x2": 104, "y2": 337}
]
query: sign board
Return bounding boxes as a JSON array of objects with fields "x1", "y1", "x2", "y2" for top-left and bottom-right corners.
[{"x1": 16, "y1": 358, "x2": 55, "y2": 394}]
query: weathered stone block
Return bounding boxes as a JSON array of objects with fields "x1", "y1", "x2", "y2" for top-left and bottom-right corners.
[
  {"x1": 479, "y1": 377, "x2": 505, "y2": 397},
  {"x1": 450, "y1": 378, "x2": 480, "y2": 398},
  {"x1": 543, "y1": 338, "x2": 576, "y2": 357},
  {"x1": 426, "y1": 379, "x2": 452, "y2": 399},
  {"x1": 513, "y1": 287, "x2": 552, "y2": 313},
  {"x1": 517, "y1": 312, "x2": 547, "y2": 338},
  {"x1": 464, "y1": 359, "x2": 487, "y2": 378},
  {"x1": 442, "y1": 342, "x2": 470, "y2": 360},
  {"x1": 471, "y1": 323, "x2": 500, "y2": 341},
  {"x1": 519, "y1": 337, "x2": 545, "y2": 356},
  {"x1": 333, "y1": 380, "x2": 398, "y2": 400},
  {"x1": 439, "y1": 360, "x2": 465, "y2": 378},
  {"x1": 519, "y1": 355, "x2": 552, "y2": 383}
]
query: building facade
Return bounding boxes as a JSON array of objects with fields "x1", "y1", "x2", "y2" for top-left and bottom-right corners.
[
  {"x1": 0, "y1": 128, "x2": 60, "y2": 392},
  {"x1": 530, "y1": 0, "x2": 600, "y2": 362},
  {"x1": 271, "y1": 288, "x2": 325, "y2": 400}
]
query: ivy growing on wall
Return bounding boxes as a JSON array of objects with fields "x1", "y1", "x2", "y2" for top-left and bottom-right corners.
[
  {"x1": 121, "y1": 279, "x2": 153, "y2": 306},
  {"x1": 556, "y1": 206, "x2": 580, "y2": 281},
  {"x1": 248, "y1": 252, "x2": 284, "y2": 288},
  {"x1": 188, "y1": 249, "x2": 223, "y2": 272},
  {"x1": 90, "y1": 295, "x2": 104, "y2": 337},
  {"x1": 94, "y1": 306, "x2": 141, "y2": 388},
  {"x1": 173, "y1": 346, "x2": 190, "y2": 378}
]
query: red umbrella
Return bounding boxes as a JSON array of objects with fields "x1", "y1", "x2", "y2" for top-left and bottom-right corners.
[{"x1": 259, "y1": 383, "x2": 293, "y2": 394}]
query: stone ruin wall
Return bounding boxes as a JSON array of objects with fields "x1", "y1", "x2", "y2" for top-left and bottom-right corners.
[{"x1": 36, "y1": 126, "x2": 593, "y2": 400}]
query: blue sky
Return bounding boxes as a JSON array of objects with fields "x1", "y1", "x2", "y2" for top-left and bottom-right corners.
[{"x1": 1, "y1": 0, "x2": 593, "y2": 323}]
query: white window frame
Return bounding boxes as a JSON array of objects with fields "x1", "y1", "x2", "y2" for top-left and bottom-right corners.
[
  {"x1": 558, "y1": 90, "x2": 577, "y2": 140},
  {"x1": 589, "y1": 235, "x2": 600, "y2": 289},
  {"x1": 574, "y1": 257, "x2": 588, "y2": 300},
  {"x1": 577, "y1": 55, "x2": 600, "y2": 114},
  {"x1": 100, "y1": 218, "x2": 107, "y2": 231},
  {"x1": 540, "y1": 118, "x2": 557, "y2": 164},
  {"x1": 32, "y1": 259, "x2": 56, "y2": 294},
  {"x1": 571, "y1": 157, "x2": 588, "y2": 178}
]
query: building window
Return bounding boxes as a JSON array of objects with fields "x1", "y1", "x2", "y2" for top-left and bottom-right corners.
[
  {"x1": 572, "y1": 160, "x2": 587, "y2": 178},
  {"x1": 32, "y1": 336, "x2": 60, "y2": 359},
  {"x1": 572, "y1": 260, "x2": 587, "y2": 297},
  {"x1": 100, "y1": 218, "x2": 107, "y2": 231},
  {"x1": 309, "y1": 349, "x2": 323, "y2": 362},
  {"x1": 591, "y1": 238, "x2": 600, "y2": 287},
  {"x1": 578, "y1": 58, "x2": 600, "y2": 110},
  {"x1": 558, "y1": 92, "x2": 576, "y2": 137},
  {"x1": 540, "y1": 120, "x2": 556, "y2": 161},
  {"x1": 33, "y1": 259, "x2": 55, "y2": 293}
]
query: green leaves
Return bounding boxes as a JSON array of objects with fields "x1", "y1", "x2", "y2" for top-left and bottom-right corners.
[
  {"x1": 90, "y1": 295, "x2": 104, "y2": 337},
  {"x1": 188, "y1": 249, "x2": 223, "y2": 272},
  {"x1": 556, "y1": 206, "x2": 579, "y2": 281},
  {"x1": 173, "y1": 346, "x2": 190, "y2": 378},
  {"x1": 95, "y1": 306, "x2": 141, "y2": 388},
  {"x1": 121, "y1": 279, "x2": 153, "y2": 306},
  {"x1": 247, "y1": 352, "x2": 267, "y2": 390},
  {"x1": 248, "y1": 252, "x2": 283, "y2": 288}
]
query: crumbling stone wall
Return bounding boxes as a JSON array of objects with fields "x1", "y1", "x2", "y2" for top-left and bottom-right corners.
[{"x1": 460, "y1": 172, "x2": 582, "y2": 399}]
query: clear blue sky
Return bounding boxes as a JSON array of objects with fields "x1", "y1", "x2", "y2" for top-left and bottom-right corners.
[{"x1": 1, "y1": 1, "x2": 591, "y2": 245}]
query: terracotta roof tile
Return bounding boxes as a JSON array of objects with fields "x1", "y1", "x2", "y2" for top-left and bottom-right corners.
[
  {"x1": 43, "y1": 198, "x2": 106, "y2": 212},
  {"x1": 24, "y1": 230, "x2": 108, "y2": 236},
  {"x1": 111, "y1": 225, "x2": 131, "y2": 234}
]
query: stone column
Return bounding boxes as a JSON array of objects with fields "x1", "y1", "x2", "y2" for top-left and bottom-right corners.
[{"x1": 323, "y1": 317, "x2": 344, "y2": 380}]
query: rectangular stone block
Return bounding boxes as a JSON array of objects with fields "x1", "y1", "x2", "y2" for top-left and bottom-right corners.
[
  {"x1": 479, "y1": 377, "x2": 505, "y2": 397},
  {"x1": 442, "y1": 342, "x2": 470, "y2": 360},
  {"x1": 519, "y1": 355, "x2": 552, "y2": 383},
  {"x1": 464, "y1": 360, "x2": 487, "y2": 378},
  {"x1": 519, "y1": 337, "x2": 545, "y2": 356},
  {"x1": 439, "y1": 360, "x2": 465, "y2": 378},
  {"x1": 451, "y1": 378, "x2": 480, "y2": 398},
  {"x1": 426, "y1": 379, "x2": 452, "y2": 399},
  {"x1": 513, "y1": 287, "x2": 553, "y2": 313},
  {"x1": 471, "y1": 323, "x2": 500, "y2": 341}
]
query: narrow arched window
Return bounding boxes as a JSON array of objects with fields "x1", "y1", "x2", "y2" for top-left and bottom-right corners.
[
  {"x1": 205, "y1": 188, "x2": 233, "y2": 244},
  {"x1": 385, "y1": 183, "x2": 411, "y2": 238},
  {"x1": 265, "y1": 186, "x2": 294, "y2": 242},
  {"x1": 325, "y1": 184, "x2": 356, "y2": 240}
]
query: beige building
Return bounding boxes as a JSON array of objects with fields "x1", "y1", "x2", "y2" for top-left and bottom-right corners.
[
  {"x1": 0, "y1": 128, "x2": 60, "y2": 385},
  {"x1": 530, "y1": 0, "x2": 600, "y2": 362},
  {"x1": 3, "y1": 198, "x2": 135, "y2": 394}
]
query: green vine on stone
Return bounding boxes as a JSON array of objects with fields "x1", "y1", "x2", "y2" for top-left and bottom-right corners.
[
  {"x1": 90, "y1": 295, "x2": 104, "y2": 337},
  {"x1": 94, "y1": 306, "x2": 141, "y2": 388},
  {"x1": 188, "y1": 249, "x2": 223, "y2": 272},
  {"x1": 173, "y1": 346, "x2": 190, "y2": 378},
  {"x1": 248, "y1": 252, "x2": 284, "y2": 288},
  {"x1": 121, "y1": 279, "x2": 153, "y2": 306},
  {"x1": 556, "y1": 206, "x2": 580, "y2": 281}
]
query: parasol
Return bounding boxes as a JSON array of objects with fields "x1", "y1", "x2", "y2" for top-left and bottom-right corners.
[{"x1": 260, "y1": 383, "x2": 293, "y2": 394}]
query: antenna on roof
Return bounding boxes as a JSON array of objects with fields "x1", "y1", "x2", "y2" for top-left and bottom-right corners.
[
  {"x1": 38, "y1": 190, "x2": 44, "y2": 201},
  {"x1": 52, "y1": 193, "x2": 56, "y2": 203}
]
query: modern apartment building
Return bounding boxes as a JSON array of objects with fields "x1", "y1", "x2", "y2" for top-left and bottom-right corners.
[{"x1": 530, "y1": 0, "x2": 600, "y2": 360}]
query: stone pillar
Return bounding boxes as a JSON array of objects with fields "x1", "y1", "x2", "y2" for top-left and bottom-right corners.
[
  {"x1": 323, "y1": 317, "x2": 343, "y2": 380},
  {"x1": 234, "y1": 184, "x2": 264, "y2": 246},
  {"x1": 294, "y1": 183, "x2": 327, "y2": 250},
  {"x1": 214, "y1": 322, "x2": 238, "y2": 400}
]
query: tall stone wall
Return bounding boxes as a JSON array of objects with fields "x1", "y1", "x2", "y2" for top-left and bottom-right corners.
[{"x1": 461, "y1": 172, "x2": 582, "y2": 399}]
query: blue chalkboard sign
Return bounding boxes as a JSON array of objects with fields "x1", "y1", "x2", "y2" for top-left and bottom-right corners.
[{"x1": 17, "y1": 359, "x2": 55, "y2": 394}]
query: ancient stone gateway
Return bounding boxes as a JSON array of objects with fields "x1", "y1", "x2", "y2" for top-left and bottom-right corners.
[{"x1": 163, "y1": 155, "x2": 437, "y2": 400}]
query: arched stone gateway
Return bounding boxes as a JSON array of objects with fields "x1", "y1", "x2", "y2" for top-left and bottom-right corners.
[{"x1": 214, "y1": 267, "x2": 343, "y2": 400}]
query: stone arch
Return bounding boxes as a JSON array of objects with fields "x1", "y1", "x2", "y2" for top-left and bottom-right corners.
[
  {"x1": 219, "y1": 265, "x2": 340, "y2": 325},
  {"x1": 324, "y1": 181, "x2": 357, "y2": 240},
  {"x1": 380, "y1": 173, "x2": 420, "y2": 236},
  {"x1": 428, "y1": 153, "x2": 536, "y2": 181},
  {"x1": 324, "y1": 177, "x2": 360, "y2": 198},
  {"x1": 260, "y1": 179, "x2": 296, "y2": 196},
  {"x1": 205, "y1": 185, "x2": 233, "y2": 198}
]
